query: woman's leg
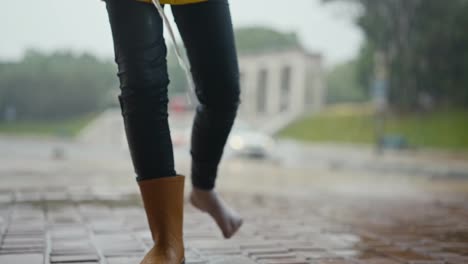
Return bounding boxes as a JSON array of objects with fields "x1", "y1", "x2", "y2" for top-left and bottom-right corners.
[
  {"x1": 106, "y1": 0, "x2": 176, "y2": 181},
  {"x1": 172, "y1": 0, "x2": 243, "y2": 239},
  {"x1": 105, "y1": 1, "x2": 185, "y2": 263}
]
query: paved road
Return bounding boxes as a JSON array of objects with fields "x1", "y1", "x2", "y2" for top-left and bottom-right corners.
[
  {"x1": 1, "y1": 136, "x2": 468, "y2": 263},
  {"x1": 0, "y1": 186, "x2": 468, "y2": 264},
  {"x1": 1, "y1": 135, "x2": 468, "y2": 198},
  {"x1": 77, "y1": 109, "x2": 468, "y2": 180}
]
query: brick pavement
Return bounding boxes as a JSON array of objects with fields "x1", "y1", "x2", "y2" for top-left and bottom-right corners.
[{"x1": 0, "y1": 187, "x2": 467, "y2": 264}]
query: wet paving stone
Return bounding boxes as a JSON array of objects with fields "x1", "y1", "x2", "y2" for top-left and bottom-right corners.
[
  {"x1": 0, "y1": 253, "x2": 44, "y2": 264},
  {"x1": 106, "y1": 256, "x2": 143, "y2": 264},
  {"x1": 0, "y1": 188, "x2": 466, "y2": 263},
  {"x1": 49, "y1": 254, "x2": 100, "y2": 263}
]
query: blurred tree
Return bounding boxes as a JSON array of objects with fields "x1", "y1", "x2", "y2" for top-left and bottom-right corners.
[
  {"x1": 0, "y1": 50, "x2": 117, "y2": 121},
  {"x1": 324, "y1": 0, "x2": 468, "y2": 110},
  {"x1": 326, "y1": 60, "x2": 368, "y2": 103},
  {"x1": 235, "y1": 27, "x2": 301, "y2": 54}
]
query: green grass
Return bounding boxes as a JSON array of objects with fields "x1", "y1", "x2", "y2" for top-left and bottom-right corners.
[
  {"x1": 0, "y1": 113, "x2": 97, "y2": 138},
  {"x1": 279, "y1": 106, "x2": 468, "y2": 151}
]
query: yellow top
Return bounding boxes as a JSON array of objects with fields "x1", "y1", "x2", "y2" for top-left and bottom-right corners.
[{"x1": 137, "y1": 0, "x2": 208, "y2": 4}]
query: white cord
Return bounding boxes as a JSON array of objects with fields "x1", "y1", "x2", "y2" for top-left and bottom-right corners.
[{"x1": 151, "y1": 0, "x2": 196, "y2": 104}]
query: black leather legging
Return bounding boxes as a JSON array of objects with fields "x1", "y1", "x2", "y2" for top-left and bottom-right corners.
[{"x1": 105, "y1": 0, "x2": 240, "y2": 190}]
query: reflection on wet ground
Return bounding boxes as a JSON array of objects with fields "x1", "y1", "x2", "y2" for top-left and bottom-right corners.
[{"x1": 0, "y1": 187, "x2": 467, "y2": 264}]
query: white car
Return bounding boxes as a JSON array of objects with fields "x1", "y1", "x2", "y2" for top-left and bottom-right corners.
[{"x1": 227, "y1": 121, "x2": 275, "y2": 158}]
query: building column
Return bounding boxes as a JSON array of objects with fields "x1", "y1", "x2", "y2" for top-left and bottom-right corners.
[
  {"x1": 267, "y1": 63, "x2": 282, "y2": 116},
  {"x1": 241, "y1": 63, "x2": 257, "y2": 121}
]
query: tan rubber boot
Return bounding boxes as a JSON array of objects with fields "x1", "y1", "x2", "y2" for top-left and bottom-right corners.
[{"x1": 138, "y1": 176, "x2": 185, "y2": 264}]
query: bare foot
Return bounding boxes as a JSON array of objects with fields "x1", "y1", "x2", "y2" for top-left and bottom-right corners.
[{"x1": 190, "y1": 188, "x2": 243, "y2": 239}]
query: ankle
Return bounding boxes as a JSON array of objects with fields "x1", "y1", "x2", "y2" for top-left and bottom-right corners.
[
  {"x1": 191, "y1": 183, "x2": 215, "y2": 192},
  {"x1": 191, "y1": 186, "x2": 216, "y2": 196}
]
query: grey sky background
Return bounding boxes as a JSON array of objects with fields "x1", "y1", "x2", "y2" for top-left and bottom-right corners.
[{"x1": 0, "y1": 0, "x2": 362, "y2": 67}]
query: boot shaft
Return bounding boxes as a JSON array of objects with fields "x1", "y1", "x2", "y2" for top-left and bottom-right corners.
[{"x1": 138, "y1": 176, "x2": 185, "y2": 245}]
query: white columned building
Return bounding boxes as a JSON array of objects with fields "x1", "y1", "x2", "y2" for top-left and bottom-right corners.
[{"x1": 238, "y1": 48, "x2": 325, "y2": 132}]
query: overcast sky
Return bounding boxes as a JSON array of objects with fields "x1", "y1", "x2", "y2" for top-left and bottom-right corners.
[{"x1": 1, "y1": 0, "x2": 363, "y2": 67}]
